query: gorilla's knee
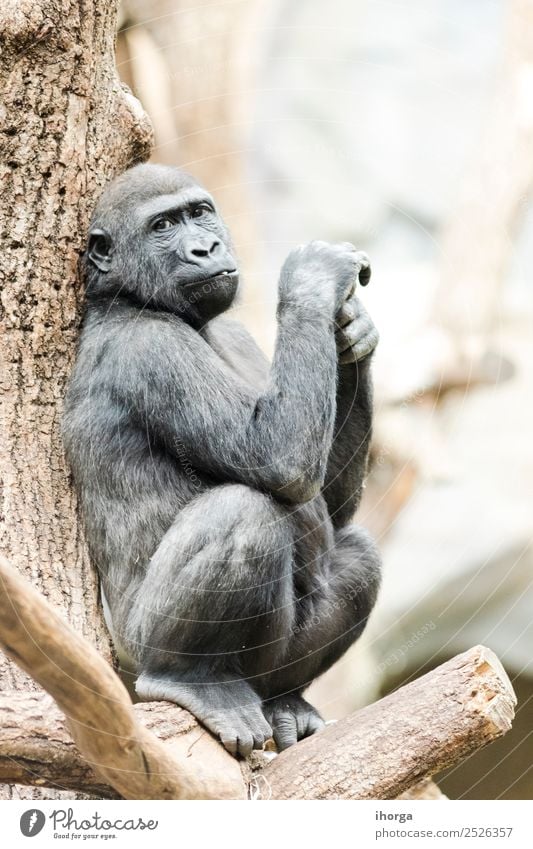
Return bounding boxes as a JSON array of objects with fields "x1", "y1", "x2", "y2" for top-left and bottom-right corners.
[
  {"x1": 191, "y1": 484, "x2": 292, "y2": 574},
  {"x1": 334, "y1": 523, "x2": 382, "y2": 617}
]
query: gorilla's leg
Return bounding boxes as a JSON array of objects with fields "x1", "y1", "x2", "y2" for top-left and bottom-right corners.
[
  {"x1": 257, "y1": 523, "x2": 381, "y2": 750},
  {"x1": 129, "y1": 484, "x2": 295, "y2": 756}
]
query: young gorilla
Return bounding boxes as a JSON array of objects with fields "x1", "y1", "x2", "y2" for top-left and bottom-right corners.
[{"x1": 63, "y1": 164, "x2": 382, "y2": 757}]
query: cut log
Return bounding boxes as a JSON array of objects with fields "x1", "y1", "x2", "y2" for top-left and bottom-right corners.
[{"x1": 260, "y1": 646, "x2": 516, "y2": 799}]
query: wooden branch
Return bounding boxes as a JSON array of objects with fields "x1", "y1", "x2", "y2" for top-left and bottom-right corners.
[
  {"x1": 0, "y1": 694, "x2": 451, "y2": 800},
  {"x1": 0, "y1": 557, "x2": 516, "y2": 800},
  {"x1": 0, "y1": 556, "x2": 244, "y2": 800},
  {"x1": 0, "y1": 692, "x2": 449, "y2": 800},
  {"x1": 0, "y1": 693, "x2": 118, "y2": 797},
  {"x1": 259, "y1": 646, "x2": 516, "y2": 799},
  {"x1": 0, "y1": 693, "x2": 239, "y2": 799}
]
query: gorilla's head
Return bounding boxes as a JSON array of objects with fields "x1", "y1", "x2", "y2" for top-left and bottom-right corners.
[{"x1": 84, "y1": 164, "x2": 239, "y2": 325}]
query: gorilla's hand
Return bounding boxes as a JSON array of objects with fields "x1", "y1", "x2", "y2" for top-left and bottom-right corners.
[
  {"x1": 335, "y1": 295, "x2": 379, "y2": 363},
  {"x1": 279, "y1": 241, "x2": 370, "y2": 315}
]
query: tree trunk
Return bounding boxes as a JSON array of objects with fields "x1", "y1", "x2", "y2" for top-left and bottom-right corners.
[{"x1": 0, "y1": 0, "x2": 152, "y2": 798}]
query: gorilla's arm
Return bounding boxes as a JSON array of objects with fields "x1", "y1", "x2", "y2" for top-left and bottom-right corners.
[
  {"x1": 112, "y1": 302, "x2": 338, "y2": 504},
  {"x1": 322, "y1": 359, "x2": 373, "y2": 526},
  {"x1": 322, "y1": 297, "x2": 379, "y2": 526}
]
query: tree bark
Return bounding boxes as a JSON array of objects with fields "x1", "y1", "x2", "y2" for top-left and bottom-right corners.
[
  {"x1": 0, "y1": 0, "x2": 153, "y2": 798},
  {"x1": 0, "y1": 696, "x2": 451, "y2": 800},
  {"x1": 0, "y1": 695, "x2": 244, "y2": 799}
]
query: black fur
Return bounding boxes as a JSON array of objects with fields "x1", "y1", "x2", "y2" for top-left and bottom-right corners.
[{"x1": 62, "y1": 164, "x2": 381, "y2": 756}]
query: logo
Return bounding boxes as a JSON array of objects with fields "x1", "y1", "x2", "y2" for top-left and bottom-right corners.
[{"x1": 20, "y1": 809, "x2": 46, "y2": 837}]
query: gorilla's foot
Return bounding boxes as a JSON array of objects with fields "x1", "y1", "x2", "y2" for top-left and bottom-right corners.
[
  {"x1": 262, "y1": 693, "x2": 325, "y2": 751},
  {"x1": 136, "y1": 671, "x2": 272, "y2": 757}
]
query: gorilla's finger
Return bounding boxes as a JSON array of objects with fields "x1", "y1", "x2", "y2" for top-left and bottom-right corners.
[
  {"x1": 339, "y1": 326, "x2": 380, "y2": 363},
  {"x1": 357, "y1": 253, "x2": 372, "y2": 286},
  {"x1": 303, "y1": 711, "x2": 326, "y2": 739},
  {"x1": 335, "y1": 330, "x2": 353, "y2": 355},
  {"x1": 252, "y1": 733, "x2": 266, "y2": 751},
  {"x1": 355, "y1": 326, "x2": 380, "y2": 358},
  {"x1": 237, "y1": 731, "x2": 254, "y2": 758},
  {"x1": 272, "y1": 711, "x2": 298, "y2": 751},
  {"x1": 219, "y1": 732, "x2": 238, "y2": 756},
  {"x1": 252, "y1": 716, "x2": 273, "y2": 751},
  {"x1": 336, "y1": 292, "x2": 367, "y2": 325},
  {"x1": 336, "y1": 318, "x2": 371, "y2": 353},
  {"x1": 359, "y1": 264, "x2": 371, "y2": 286},
  {"x1": 335, "y1": 300, "x2": 355, "y2": 328},
  {"x1": 337, "y1": 245, "x2": 371, "y2": 282}
]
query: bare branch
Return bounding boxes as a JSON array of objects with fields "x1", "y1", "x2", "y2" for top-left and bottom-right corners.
[{"x1": 0, "y1": 556, "x2": 245, "y2": 800}]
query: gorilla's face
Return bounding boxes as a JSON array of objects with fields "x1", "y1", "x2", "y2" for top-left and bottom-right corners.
[
  {"x1": 140, "y1": 185, "x2": 239, "y2": 319},
  {"x1": 85, "y1": 165, "x2": 239, "y2": 325}
]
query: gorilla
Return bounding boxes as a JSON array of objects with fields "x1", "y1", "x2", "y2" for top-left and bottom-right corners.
[{"x1": 62, "y1": 164, "x2": 381, "y2": 757}]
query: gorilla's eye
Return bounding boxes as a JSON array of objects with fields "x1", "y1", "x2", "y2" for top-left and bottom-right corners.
[
  {"x1": 191, "y1": 203, "x2": 212, "y2": 219},
  {"x1": 153, "y1": 217, "x2": 174, "y2": 232}
]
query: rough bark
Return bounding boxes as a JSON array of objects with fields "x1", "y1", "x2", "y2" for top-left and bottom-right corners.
[
  {"x1": 0, "y1": 0, "x2": 153, "y2": 798},
  {"x1": 0, "y1": 559, "x2": 516, "y2": 800}
]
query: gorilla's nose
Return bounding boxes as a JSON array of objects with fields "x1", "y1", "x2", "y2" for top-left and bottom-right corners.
[{"x1": 183, "y1": 237, "x2": 221, "y2": 263}]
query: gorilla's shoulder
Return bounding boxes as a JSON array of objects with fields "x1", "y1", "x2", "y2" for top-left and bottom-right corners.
[{"x1": 207, "y1": 316, "x2": 270, "y2": 387}]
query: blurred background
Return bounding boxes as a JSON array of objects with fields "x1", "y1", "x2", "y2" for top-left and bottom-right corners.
[{"x1": 116, "y1": 0, "x2": 533, "y2": 799}]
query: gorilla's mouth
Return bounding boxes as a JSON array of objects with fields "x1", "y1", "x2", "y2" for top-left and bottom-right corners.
[{"x1": 184, "y1": 269, "x2": 238, "y2": 288}]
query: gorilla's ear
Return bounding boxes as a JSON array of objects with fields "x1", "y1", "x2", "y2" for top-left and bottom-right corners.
[{"x1": 87, "y1": 228, "x2": 114, "y2": 273}]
